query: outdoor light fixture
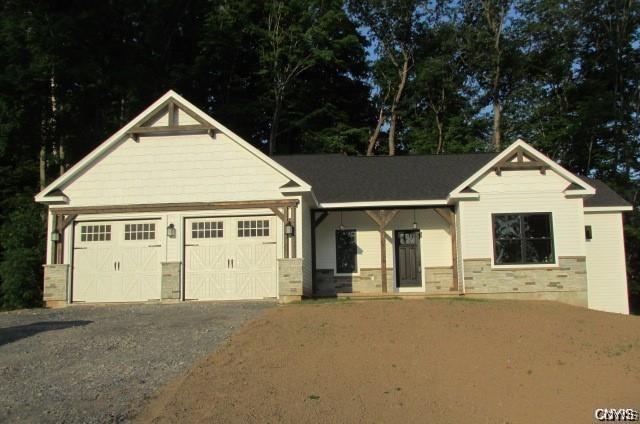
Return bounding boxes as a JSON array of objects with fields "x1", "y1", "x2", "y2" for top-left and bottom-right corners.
[
  {"x1": 339, "y1": 211, "x2": 345, "y2": 230},
  {"x1": 166, "y1": 223, "x2": 176, "y2": 238},
  {"x1": 285, "y1": 221, "x2": 294, "y2": 236},
  {"x1": 412, "y1": 209, "x2": 418, "y2": 229},
  {"x1": 50, "y1": 230, "x2": 61, "y2": 242}
]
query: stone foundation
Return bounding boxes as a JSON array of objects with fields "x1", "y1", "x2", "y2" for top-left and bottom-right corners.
[
  {"x1": 43, "y1": 264, "x2": 69, "y2": 308},
  {"x1": 424, "y1": 266, "x2": 456, "y2": 294},
  {"x1": 278, "y1": 258, "x2": 304, "y2": 302},
  {"x1": 462, "y1": 256, "x2": 588, "y2": 307},
  {"x1": 314, "y1": 268, "x2": 394, "y2": 296},
  {"x1": 161, "y1": 262, "x2": 181, "y2": 300}
]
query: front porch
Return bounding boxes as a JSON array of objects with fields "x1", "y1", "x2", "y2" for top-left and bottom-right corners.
[{"x1": 310, "y1": 207, "x2": 461, "y2": 297}]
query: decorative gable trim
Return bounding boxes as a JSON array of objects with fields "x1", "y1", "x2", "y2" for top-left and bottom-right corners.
[
  {"x1": 35, "y1": 90, "x2": 311, "y2": 203},
  {"x1": 448, "y1": 139, "x2": 595, "y2": 201},
  {"x1": 493, "y1": 145, "x2": 549, "y2": 175}
]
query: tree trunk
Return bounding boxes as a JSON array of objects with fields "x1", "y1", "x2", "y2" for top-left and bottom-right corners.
[
  {"x1": 269, "y1": 93, "x2": 282, "y2": 156},
  {"x1": 388, "y1": 55, "x2": 410, "y2": 156},
  {"x1": 492, "y1": 97, "x2": 501, "y2": 151},
  {"x1": 39, "y1": 143, "x2": 47, "y2": 191},
  {"x1": 435, "y1": 116, "x2": 444, "y2": 154},
  {"x1": 366, "y1": 106, "x2": 385, "y2": 156}
]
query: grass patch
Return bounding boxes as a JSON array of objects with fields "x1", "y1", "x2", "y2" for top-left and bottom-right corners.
[
  {"x1": 291, "y1": 296, "x2": 404, "y2": 305},
  {"x1": 308, "y1": 394, "x2": 320, "y2": 400},
  {"x1": 291, "y1": 297, "x2": 351, "y2": 305},
  {"x1": 425, "y1": 296, "x2": 488, "y2": 303},
  {"x1": 606, "y1": 342, "x2": 636, "y2": 357}
]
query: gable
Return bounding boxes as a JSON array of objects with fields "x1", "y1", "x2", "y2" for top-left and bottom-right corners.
[
  {"x1": 35, "y1": 90, "x2": 310, "y2": 205},
  {"x1": 58, "y1": 132, "x2": 291, "y2": 207},
  {"x1": 448, "y1": 139, "x2": 595, "y2": 200}
]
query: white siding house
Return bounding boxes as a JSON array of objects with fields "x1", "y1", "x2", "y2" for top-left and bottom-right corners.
[{"x1": 35, "y1": 91, "x2": 633, "y2": 314}]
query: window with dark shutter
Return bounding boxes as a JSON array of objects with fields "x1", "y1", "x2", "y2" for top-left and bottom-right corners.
[
  {"x1": 335, "y1": 230, "x2": 357, "y2": 273},
  {"x1": 492, "y1": 213, "x2": 554, "y2": 265}
]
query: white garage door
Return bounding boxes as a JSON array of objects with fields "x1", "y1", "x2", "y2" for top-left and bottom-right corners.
[
  {"x1": 72, "y1": 220, "x2": 162, "y2": 302},
  {"x1": 185, "y1": 216, "x2": 277, "y2": 300}
]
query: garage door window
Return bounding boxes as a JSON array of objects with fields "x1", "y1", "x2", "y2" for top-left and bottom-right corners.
[
  {"x1": 238, "y1": 220, "x2": 269, "y2": 237},
  {"x1": 124, "y1": 223, "x2": 156, "y2": 240},
  {"x1": 192, "y1": 221, "x2": 223, "y2": 238},
  {"x1": 80, "y1": 224, "x2": 111, "y2": 242}
]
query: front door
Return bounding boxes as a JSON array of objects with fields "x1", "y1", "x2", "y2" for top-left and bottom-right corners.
[{"x1": 395, "y1": 230, "x2": 421, "y2": 288}]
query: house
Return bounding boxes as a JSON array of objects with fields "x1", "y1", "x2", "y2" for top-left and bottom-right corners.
[{"x1": 35, "y1": 90, "x2": 634, "y2": 314}]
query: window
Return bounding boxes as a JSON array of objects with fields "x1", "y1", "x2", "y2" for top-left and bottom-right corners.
[
  {"x1": 192, "y1": 221, "x2": 223, "y2": 239},
  {"x1": 238, "y1": 220, "x2": 269, "y2": 237},
  {"x1": 335, "y1": 230, "x2": 357, "y2": 273},
  {"x1": 80, "y1": 224, "x2": 111, "y2": 242},
  {"x1": 124, "y1": 223, "x2": 155, "y2": 240},
  {"x1": 492, "y1": 213, "x2": 554, "y2": 265}
]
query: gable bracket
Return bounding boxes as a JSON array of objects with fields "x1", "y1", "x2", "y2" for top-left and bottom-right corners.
[{"x1": 494, "y1": 146, "x2": 549, "y2": 175}]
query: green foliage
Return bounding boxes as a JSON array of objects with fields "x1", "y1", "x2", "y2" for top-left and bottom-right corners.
[{"x1": 0, "y1": 196, "x2": 45, "y2": 309}]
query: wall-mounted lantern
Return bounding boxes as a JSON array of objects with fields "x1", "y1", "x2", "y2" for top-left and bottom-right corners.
[
  {"x1": 285, "y1": 221, "x2": 295, "y2": 236},
  {"x1": 166, "y1": 223, "x2": 176, "y2": 238},
  {"x1": 50, "y1": 230, "x2": 61, "y2": 242}
]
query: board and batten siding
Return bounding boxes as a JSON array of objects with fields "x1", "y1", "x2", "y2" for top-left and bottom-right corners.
[
  {"x1": 314, "y1": 209, "x2": 452, "y2": 283},
  {"x1": 585, "y1": 212, "x2": 630, "y2": 314},
  {"x1": 58, "y1": 132, "x2": 290, "y2": 207},
  {"x1": 459, "y1": 169, "x2": 586, "y2": 262}
]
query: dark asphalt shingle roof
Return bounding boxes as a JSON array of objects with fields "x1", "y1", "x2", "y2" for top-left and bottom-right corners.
[
  {"x1": 274, "y1": 153, "x2": 498, "y2": 203},
  {"x1": 274, "y1": 153, "x2": 631, "y2": 209},
  {"x1": 580, "y1": 177, "x2": 632, "y2": 208}
]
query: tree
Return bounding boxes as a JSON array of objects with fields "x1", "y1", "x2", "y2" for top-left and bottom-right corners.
[
  {"x1": 460, "y1": 0, "x2": 519, "y2": 151},
  {"x1": 349, "y1": 0, "x2": 422, "y2": 155},
  {"x1": 403, "y1": 11, "x2": 486, "y2": 154}
]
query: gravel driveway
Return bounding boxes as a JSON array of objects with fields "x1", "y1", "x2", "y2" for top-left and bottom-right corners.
[{"x1": 0, "y1": 301, "x2": 273, "y2": 423}]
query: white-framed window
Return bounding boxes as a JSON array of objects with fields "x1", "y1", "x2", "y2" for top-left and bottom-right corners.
[
  {"x1": 237, "y1": 220, "x2": 270, "y2": 237},
  {"x1": 192, "y1": 221, "x2": 223, "y2": 239},
  {"x1": 124, "y1": 223, "x2": 156, "y2": 240},
  {"x1": 80, "y1": 224, "x2": 111, "y2": 242},
  {"x1": 492, "y1": 213, "x2": 554, "y2": 265}
]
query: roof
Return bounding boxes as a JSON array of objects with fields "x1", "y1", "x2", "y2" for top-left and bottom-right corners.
[
  {"x1": 273, "y1": 153, "x2": 498, "y2": 203},
  {"x1": 274, "y1": 153, "x2": 632, "y2": 209},
  {"x1": 579, "y1": 177, "x2": 632, "y2": 208}
]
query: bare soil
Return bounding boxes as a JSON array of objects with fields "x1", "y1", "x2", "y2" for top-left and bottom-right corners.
[{"x1": 139, "y1": 298, "x2": 640, "y2": 424}]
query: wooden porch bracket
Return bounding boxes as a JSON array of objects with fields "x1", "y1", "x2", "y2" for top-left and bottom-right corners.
[
  {"x1": 435, "y1": 208, "x2": 459, "y2": 292},
  {"x1": 365, "y1": 209, "x2": 399, "y2": 293}
]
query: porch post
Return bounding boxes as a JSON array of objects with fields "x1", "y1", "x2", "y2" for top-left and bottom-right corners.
[
  {"x1": 311, "y1": 210, "x2": 328, "y2": 295},
  {"x1": 290, "y1": 204, "x2": 297, "y2": 259},
  {"x1": 435, "y1": 208, "x2": 459, "y2": 292},
  {"x1": 365, "y1": 209, "x2": 399, "y2": 293}
]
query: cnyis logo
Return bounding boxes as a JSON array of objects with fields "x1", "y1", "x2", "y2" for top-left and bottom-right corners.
[{"x1": 594, "y1": 408, "x2": 640, "y2": 421}]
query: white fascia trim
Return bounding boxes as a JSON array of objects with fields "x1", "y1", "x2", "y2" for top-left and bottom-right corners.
[
  {"x1": 35, "y1": 90, "x2": 312, "y2": 203},
  {"x1": 318, "y1": 199, "x2": 449, "y2": 209},
  {"x1": 447, "y1": 192, "x2": 480, "y2": 201},
  {"x1": 38, "y1": 195, "x2": 69, "y2": 204},
  {"x1": 280, "y1": 186, "x2": 312, "y2": 193},
  {"x1": 564, "y1": 189, "x2": 593, "y2": 198},
  {"x1": 448, "y1": 139, "x2": 596, "y2": 198},
  {"x1": 584, "y1": 206, "x2": 634, "y2": 212}
]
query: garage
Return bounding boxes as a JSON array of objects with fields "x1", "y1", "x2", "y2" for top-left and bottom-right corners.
[
  {"x1": 184, "y1": 216, "x2": 277, "y2": 300},
  {"x1": 72, "y1": 220, "x2": 163, "y2": 302}
]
